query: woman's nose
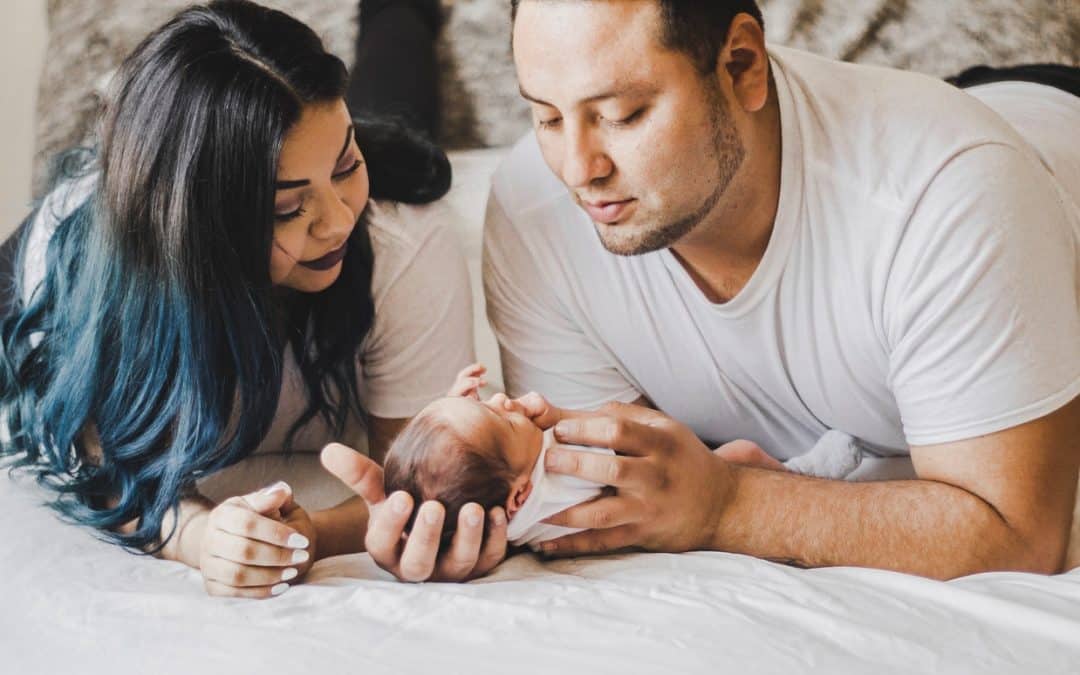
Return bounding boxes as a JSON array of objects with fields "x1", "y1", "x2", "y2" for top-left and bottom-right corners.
[{"x1": 310, "y1": 189, "x2": 356, "y2": 240}]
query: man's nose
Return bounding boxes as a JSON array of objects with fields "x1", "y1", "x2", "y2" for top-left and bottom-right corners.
[{"x1": 560, "y1": 127, "x2": 613, "y2": 189}]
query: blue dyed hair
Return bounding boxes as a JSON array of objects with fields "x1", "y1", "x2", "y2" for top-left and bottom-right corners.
[{"x1": 0, "y1": 0, "x2": 451, "y2": 552}]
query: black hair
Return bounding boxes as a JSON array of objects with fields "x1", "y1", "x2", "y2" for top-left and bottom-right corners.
[{"x1": 511, "y1": 0, "x2": 765, "y2": 73}]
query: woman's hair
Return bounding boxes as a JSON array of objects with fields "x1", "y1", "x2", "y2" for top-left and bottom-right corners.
[
  {"x1": 0, "y1": 0, "x2": 450, "y2": 552},
  {"x1": 384, "y1": 410, "x2": 515, "y2": 550}
]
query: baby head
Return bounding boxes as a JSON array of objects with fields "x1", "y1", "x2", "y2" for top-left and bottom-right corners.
[{"x1": 384, "y1": 394, "x2": 545, "y2": 548}]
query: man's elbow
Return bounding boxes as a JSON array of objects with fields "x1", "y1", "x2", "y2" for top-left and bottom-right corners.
[{"x1": 1000, "y1": 522, "x2": 1071, "y2": 576}]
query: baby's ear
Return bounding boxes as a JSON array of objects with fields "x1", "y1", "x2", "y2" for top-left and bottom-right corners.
[{"x1": 506, "y1": 479, "x2": 533, "y2": 517}]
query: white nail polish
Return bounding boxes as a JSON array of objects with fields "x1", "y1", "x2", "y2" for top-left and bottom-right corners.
[
  {"x1": 271, "y1": 583, "x2": 289, "y2": 597},
  {"x1": 286, "y1": 534, "x2": 310, "y2": 549},
  {"x1": 281, "y1": 568, "x2": 299, "y2": 582},
  {"x1": 260, "y1": 481, "x2": 289, "y2": 495},
  {"x1": 291, "y1": 549, "x2": 310, "y2": 564}
]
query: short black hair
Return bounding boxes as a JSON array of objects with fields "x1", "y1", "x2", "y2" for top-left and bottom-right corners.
[{"x1": 510, "y1": 0, "x2": 765, "y2": 73}]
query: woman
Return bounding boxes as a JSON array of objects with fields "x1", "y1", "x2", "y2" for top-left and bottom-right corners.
[{"x1": 0, "y1": 0, "x2": 505, "y2": 597}]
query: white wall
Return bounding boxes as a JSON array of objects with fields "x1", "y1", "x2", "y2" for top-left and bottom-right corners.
[{"x1": 1, "y1": 0, "x2": 48, "y2": 241}]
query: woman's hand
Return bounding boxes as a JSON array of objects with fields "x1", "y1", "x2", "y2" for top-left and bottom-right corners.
[
  {"x1": 321, "y1": 443, "x2": 508, "y2": 582},
  {"x1": 447, "y1": 363, "x2": 487, "y2": 399},
  {"x1": 197, "y1": 482, "x2": 316, "y2": 599}
]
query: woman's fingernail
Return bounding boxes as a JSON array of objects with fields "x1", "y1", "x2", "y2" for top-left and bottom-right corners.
[
  {"x1": 491, "y1": 510, "x2": 506, "y2": 527},
  {"x1": 466, "y1": 511, "x2": 482, "y2": 527},
  {"x1": 291, "y1": 549, "x2": 310, "y2": 564},
  {"x1": 281, "y1": 568, "x2": 299, "y2": 582},
  {"x1": 392, "y1": 493, "x2": 411, "y2": 514},
  {"x1": 424, "y1": 508, "x2": 441, "y2": 525},
  {"x1": 271, "y1": 583, "x2": 290, "y2": 597},
  {"x1": 286, "y1": 534, "x2": 309, "y2": 549},
  {"x1": 260, "y1": 481, "x2": 289, "y2": 495},
  {"x1": 554, "y1": 422, "x2": 569, "y2": 437},
  {"x1": 545, "y1": 451, "x2": 562, "y2": 470}
]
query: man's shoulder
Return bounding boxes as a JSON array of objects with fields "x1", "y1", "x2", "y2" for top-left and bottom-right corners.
[{"x1": 771, "y1": 45, "x2": 1033, "y2": 205}]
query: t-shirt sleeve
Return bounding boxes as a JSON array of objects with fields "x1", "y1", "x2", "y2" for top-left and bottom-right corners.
[
  {"x1": 20, "y1": 173, "x2": 97, "y2": 305},
  {"x1": 482, "y1": 189, "x2": 642, "y2": 409},
  {"x1": 885, "y1": 142, "x2": 1080, "y2": 446},
  {"x1": 358, "y1": 209, "x2": 476, "y2": 419}
]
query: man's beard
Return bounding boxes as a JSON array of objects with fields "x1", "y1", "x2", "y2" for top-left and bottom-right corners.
[{"x1": 595, "y1": 86, "x2": 746, "y2": 257}]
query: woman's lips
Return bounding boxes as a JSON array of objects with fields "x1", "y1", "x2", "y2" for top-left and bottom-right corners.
[
  {"x1": 299, "y1": 241, "x2": 348, "y2": 271},
  {"x1": 583, "y1": 199, "x2": 636, "y2": 224}
]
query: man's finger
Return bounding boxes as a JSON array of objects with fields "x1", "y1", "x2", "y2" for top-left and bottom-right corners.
[
  {"x1": 365, "y1": 491, "x2": 412, "y2": 571},
  {"x1": 433, "y1": 503, "x2": 484, "y2": 581},
  {"x1": 598, "y1": 399, "x2": 667, "y2": 426},
  {"x1": 552, "y1": 415, "x2": 663, "y2": 457},
  {"x1": 537, "y1": 525, "x2": 639, "y2": 559},
  {"x1": 398, "y1": 501, "x2": 445, "y2": 582},
  {"x1": 541, "y1": 495, "x2": 638, "y2": 530},
  {"x1": 517, "y1": 393, "x2": 600, "y2": 430},
  {"x1": 471, "y1": 506, "x2": 509, "y2": 579},
  {"x1": 321, "y1": 443, "x2": 386, "y2": 506},
  {"x1": 544, "y1": 446, "x2": 655, "y2": 486}
]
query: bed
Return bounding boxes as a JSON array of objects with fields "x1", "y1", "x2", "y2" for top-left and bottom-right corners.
[
  {"x1": 8, "y1": 2, "x2": 1080, "y2": 672},
  {"x1": 3, "y1": 148, "x2": 1079, "y2": 675}
]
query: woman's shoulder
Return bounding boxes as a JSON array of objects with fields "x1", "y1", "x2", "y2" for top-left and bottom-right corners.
[{"x1": 364, "y1": 198, "x2": 467, "y2": 305}]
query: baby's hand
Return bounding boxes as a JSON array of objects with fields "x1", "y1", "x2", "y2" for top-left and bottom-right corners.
[
  {"x1": 448, "y1": 363, "x2": 487, "y2": 399},
  {"x1": 197, "y1": 482, "x2": 316, "y2": 599}
]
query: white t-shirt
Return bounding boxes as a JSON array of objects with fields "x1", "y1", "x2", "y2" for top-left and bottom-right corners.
[
  {"x1": 22, "y1": 182, "x2": 475, "y2": 454},
  {"x1": 483, "y1": 45, "x2": 1080, "y2": 458}
]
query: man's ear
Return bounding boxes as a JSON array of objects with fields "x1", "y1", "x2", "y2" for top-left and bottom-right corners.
[{"x1": 717, "y1": 13, "x2": 770, "y2": 113}]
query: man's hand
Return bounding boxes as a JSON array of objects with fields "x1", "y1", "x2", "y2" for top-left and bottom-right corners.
[
  {"x1": 320, "y1": 443, "x2": 508, "y2": 582},
  {"x1": 526, "y1": 399, "x2": 738, "y2": 557}
]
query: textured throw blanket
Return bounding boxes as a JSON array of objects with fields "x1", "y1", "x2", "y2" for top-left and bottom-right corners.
[{"x1": 32, "y1": 0, "x2": 1078, "y2": 192}]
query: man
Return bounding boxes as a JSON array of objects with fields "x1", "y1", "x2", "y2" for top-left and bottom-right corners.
[
  {"x1": 322, "y1": 0, "x2": 1078, "y2": 583},
  {"x1": 478, "y1": 0, "x2": 1080, "y2": 579}
]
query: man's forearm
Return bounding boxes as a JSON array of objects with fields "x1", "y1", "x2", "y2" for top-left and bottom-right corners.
[{"x1": 714, "y1": 466, "x2": 1054, "y2": 579}]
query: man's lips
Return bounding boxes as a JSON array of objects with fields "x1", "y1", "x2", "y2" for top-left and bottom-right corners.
[
  {"x1": 582, "y1": 198, "x2": 636, "y2": 224},
  {"x1": 299, "y1": 241, "x2": 348, "y2": 271}
]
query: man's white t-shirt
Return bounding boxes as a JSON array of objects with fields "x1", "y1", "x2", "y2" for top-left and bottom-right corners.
[
  {"x1": 22, "y1": 185, "x2": 475, "y2": 454},
  {"x1": 484, "y1": 45, "x2": 1080, "y2": 459}
]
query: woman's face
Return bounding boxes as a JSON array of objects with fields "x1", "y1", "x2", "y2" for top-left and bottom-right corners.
[{"x1": 270, "y1": 100, "x2": 370, "y2": 292}]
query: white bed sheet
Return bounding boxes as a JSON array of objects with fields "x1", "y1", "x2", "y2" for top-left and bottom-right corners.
[
  {"x1": 3, "y1": 457, "x2": 1080, "y2": 675},
  {"x1": 3, "y1": 150, "x2": 1079, "y2": 675}
]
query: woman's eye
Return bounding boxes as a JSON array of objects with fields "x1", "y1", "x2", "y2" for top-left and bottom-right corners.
[
  {"x1": 332, "y1": 158, "x2": 363, "y2": 181},
  {"x1": 537, "y1": 117, "x2": 562, "y2": 130},
  {"x1": 274, "y1": 204, "x2": 306, "y2": 222}
]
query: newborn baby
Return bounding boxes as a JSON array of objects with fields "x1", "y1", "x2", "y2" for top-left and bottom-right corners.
[{"x1": 384, "y1": 365, "x2": 863, "y2": 550}]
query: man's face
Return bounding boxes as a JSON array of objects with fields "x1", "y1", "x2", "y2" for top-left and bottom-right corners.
[{"x1": 513, "y1": 0, "x2": 745, "y2": 256}]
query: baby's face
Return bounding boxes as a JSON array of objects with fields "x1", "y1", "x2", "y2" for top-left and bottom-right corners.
[{"x1": 424, "y1": 394, "x2": 545, "y2": 478}]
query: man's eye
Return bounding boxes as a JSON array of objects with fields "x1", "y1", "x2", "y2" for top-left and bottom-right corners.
[{"x1": 605, "y1": 109, "x2": 645, "y2": 128}]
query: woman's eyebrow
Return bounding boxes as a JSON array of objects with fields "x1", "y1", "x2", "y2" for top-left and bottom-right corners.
[{"x1": 275, "y1": 123, "x2": 356, "y2": 191}]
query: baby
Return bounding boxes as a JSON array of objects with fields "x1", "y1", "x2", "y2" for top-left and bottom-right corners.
[{"x1": 384, "y1": 365, "x2": 863, "y2": 550}]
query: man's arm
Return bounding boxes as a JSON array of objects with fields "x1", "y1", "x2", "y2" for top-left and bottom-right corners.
[
  {"x1": 714, "y1": 397, "x2": 1079, "y2": 577},
  {"x1": 537, "y1": 397, "x2": 1079, "y2": 579}
]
